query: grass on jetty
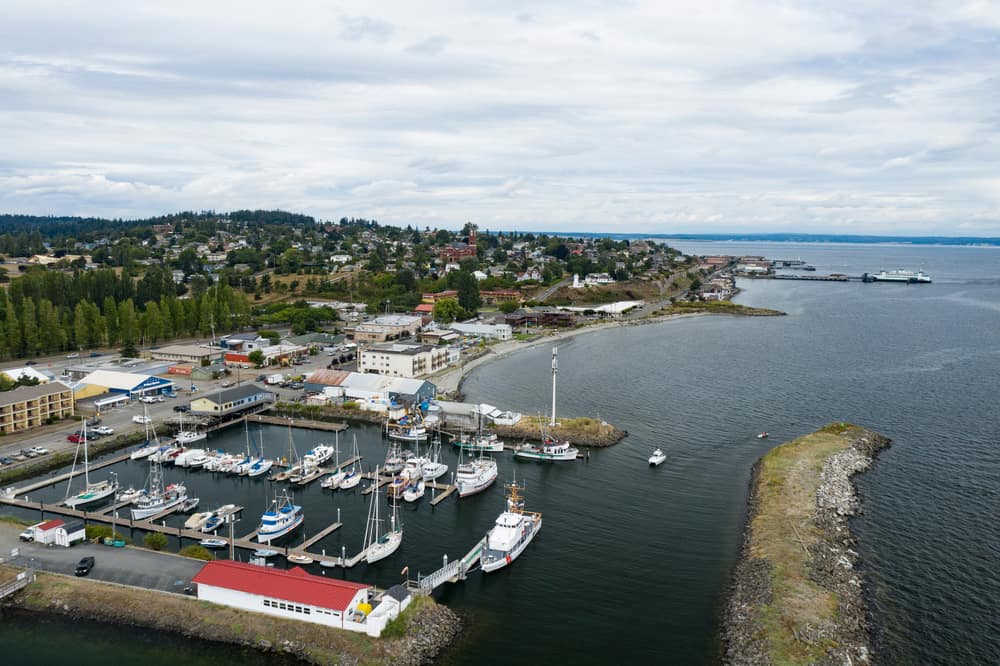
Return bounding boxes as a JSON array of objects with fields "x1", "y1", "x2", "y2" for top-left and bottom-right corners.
[
  {"x1": 494, "y1": 414, "x2": 624, "y2": 448},
  {"x1": 751, "y1": 424, "x2": 864, "y2": 663},
  {"x1": 3, "y1": 566, "x2": 431, "y2": 665},
  {"x1": 654, "y1": 300, "x2": 784, "y2": 317}
]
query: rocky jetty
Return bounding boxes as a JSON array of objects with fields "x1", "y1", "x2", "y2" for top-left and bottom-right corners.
[{"x1": 723, "y1": 424, "x2": 890, "y2": 665}]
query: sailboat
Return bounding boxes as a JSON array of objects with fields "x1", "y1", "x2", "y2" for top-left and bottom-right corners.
[
  {"x1": 256, "y1": 488, "x2": 304, "y2": 543},
  {"x1": 455, "y1": 441, "x2": 498, "y2": 498},
  {"x1": 63, "y1": 421, "x2": 119, "y2": 508},
  {"x1": 338, "y1": 435, "x2": 363, "y2": 490},
  {"x1": 272, "y1": 422, "x2": 302, "y2": 481},
  {"x1": 244, "y1": 423, "x2": 273, "y2": 478},
  {"x1": 129, "y1": 407, "x2": 160, "y2": 460},
  {"x1": 321, "y1": 433, "x2": 347, "y2": 489},
  {"x1": 421, "y1": 429, "x2": 448, "y2": 481},
  {"x1": 480, "y1": 477, "x2": 543, "y2": 573},
  {"x1": 363, "y1": 466, "x2": 402, "y2": 563},
  {"x1": 175, "y1": 409, "x2": 206, "y2": 445},
  {"x1": 130, "y1": 455, "x2": 187, "y2": 519}
]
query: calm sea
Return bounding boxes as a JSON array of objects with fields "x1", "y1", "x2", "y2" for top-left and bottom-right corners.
[{"x1": 3, "y1": 241, "x2": 998, "y2": 664}]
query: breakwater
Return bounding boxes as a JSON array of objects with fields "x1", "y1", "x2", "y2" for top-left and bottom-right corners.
[
  {"x1": 722, "y1": 424, "x2": 890, "y2": 665},
  {"x1": 491, "y1": 414, "x2": 626, "y2": 447}
]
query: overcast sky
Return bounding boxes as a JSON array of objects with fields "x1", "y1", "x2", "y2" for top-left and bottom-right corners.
[{"x1": 2, "y1": 1, "x2": 999, "y2": 235}]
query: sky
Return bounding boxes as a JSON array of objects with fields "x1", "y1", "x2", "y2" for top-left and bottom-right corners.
[{"x1": 2, "y1": 1, "x2": 999, "y2": 235}]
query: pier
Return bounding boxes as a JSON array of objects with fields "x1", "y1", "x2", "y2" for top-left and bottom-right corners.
[
  {"x1": 359, "y1": 471, "x2": 458, "y2": 503},
  {"x1": 247, "y1": 414, "x2": 349, "y2": 432},
  {"x1": 9, "y1": 451, "x2": 133, "y2": 495},
  {"x1": 417, "y1": 536, "x2": 487, "y2": 593}
]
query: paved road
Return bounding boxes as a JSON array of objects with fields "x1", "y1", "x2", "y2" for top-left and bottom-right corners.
[{"x1": 0, "y1": 524, "x2": 204, "y2": 594}]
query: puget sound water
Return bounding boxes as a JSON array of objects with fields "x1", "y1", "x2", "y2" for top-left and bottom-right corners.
[{"x1": 2, "y1": 241, "x2": 998, "y2": 665}]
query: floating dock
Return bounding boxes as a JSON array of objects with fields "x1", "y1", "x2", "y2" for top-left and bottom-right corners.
[
  {"x1": 11, "y1": 452, "x2": 133, "y2": 495},
  {"x1": 247, "y1": 415, "x2": 349, "y2": 432}
]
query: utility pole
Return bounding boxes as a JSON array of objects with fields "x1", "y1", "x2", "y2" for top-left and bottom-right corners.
[{"x1": 550, "y1": 347, "x2": 558, "y2": 427}]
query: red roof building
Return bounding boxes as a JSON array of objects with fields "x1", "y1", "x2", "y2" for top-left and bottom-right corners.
[
  {"x1": 193, "y1": 560, "x2": 374, "y2": 632},
  {"x1": 32, "y1": 518, "x2": 65, "y2": 545}
]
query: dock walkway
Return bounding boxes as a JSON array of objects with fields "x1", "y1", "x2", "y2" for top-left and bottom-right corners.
[
  {"x1": 247, "y1": 415, "x2": 349, "y2": 432},
  {"x1": 12, "y1": 452, "x2": 133, "y2": 495},
  {"x1": 418, "y1": 536, "x2": 487, "y2": 593}
]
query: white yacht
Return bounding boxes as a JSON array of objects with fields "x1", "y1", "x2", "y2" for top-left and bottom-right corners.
[
  {"x1": 648, "y1": 449, "x2": 667, "y2": 466},
  {"x1": 304, "y1": 443, "x2": 335, "y2": 466},
  {"x1": 175, "y1": 410, "x2": 206, "y2": 445},
  {"x1": 481, "y1": 481, "x2": 543, "y2": 573},
  {"x1": 402, "y1": 478, "x2": 425, "y2": 503},
  {"x1": 173, "y1": 448, "x2": 207, "y2": 468},
  {"x1": 421, "y1": 434, "x2": 448, "y2": 481},
  {"x1": 337, "y1": 435, "x2": 363, "y2": 489},
  {"x1": 456, "y1": 453, "x2": 498, "y2": 497},
  {"x1": 256, "y1": 489, "x2": 304, "y2": 543}
]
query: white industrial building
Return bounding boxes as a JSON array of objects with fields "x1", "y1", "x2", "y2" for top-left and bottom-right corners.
[
  {"x1": 359, "y1": 342, "x2": 448, "y2": 378},
  {"x1": 192, "y1": 560, "x2": 399, "y2": 636},
  {"x1": 448, "y1": 323, "x2": 513, "y2": 340}
]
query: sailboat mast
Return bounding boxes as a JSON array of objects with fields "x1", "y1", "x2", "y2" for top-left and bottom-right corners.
[{"x1": 83, "y1": 421, "x2": 90, "y2": 486}]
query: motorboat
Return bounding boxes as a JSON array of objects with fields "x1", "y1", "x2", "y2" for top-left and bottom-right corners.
[
  {"x1": 481, "y1": 480, "x2": 542, "y2": 573},
  {"x1": 385, "y1": 475, "x2": 408, "y2": 499},
  {"x1": 421, "y1": 434, "x2": 448, "y2": 482},
  {"x1": 180, "y1": 497, "x2": 201, "y2": 512},
  {"x1": 184, "y1": 512, "x2": 214, "y2": 530},
  {"x1": 199, "y1": 538, "x2": 227, "y2": 549},
  {"x1": 116, "y1": 486, "x2": 146, "y2": 504},
  {"x1": 648, "y1": 449, "x2": 667, "y2": 466},
  {"x1": 287, "y1": 553, "x2": 314, "y2": 565},
  {"x1": 456, "y1": 452, "x2": 498, "y2": 498},
  {"x1": 303, "y1": 444, "x2": 335, "y2": 466},
  {"x1": 252, "y1": 549, "x2": 278, "y2": 558},
  {"x1": 402, "y1": 478, "x2": 425, "y2": 503},
  {"x1": 757, "y1": 432, "x2": 769, "y2": 439},
  {"x1": 257, "y1": 489, "x2": 304, "y2": 543},
  {"x1": 173, "y1": 448, "x2": 206, "y2": 468},
  {"x1": 453, "y1": 431, "x2": 505, "y2": 453}
]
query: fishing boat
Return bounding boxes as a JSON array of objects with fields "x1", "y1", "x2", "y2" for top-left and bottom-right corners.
[
  {"x1": 130, "y1": 454, "x2": 187, "y2": 520},
  {"x1": 257, "y1": 489, "x2": 304, "y2": 543},
  {"x1": 514, "y1": 423, "x2": 579, "y2": 462},
  {"x1": 287, "y1": 553, "x2": 314, "y2": 565},
  {"x1": 480, "y1": 479, "x2": 543, "y2": 573},
  {"x1": 402, "y1": 478, "x2": 425, "y2": 503},
  {"x1": 422, "y1": 432, "x2": 448, "y2": 481},
  {"x1": 185, "y1": 511, "x2": 213, "y2": 530},
  {"x1": 383, "y1": 440, "x2": 406, "y2": 475},
  {"x1": 63, "y1": 423, "x2": 119, "y2": 508},
  {"x1": 648, "y1": 449, "x2": 667, "y2": 466},
  {"x1": 453, "y1": 431, "x2": 505, "y2": 453},
  {"x1": 363, "y1": 467, "x2": 402, "y2": 564},
  {"x1": 175, "y1": 410, "x2": 206, "y2": 445},
  {"x1": 386, "y1": 409, "x2": 428, "y2": 442},
  {"x1": 180, "y1": 497, "x2": 201, "y2": 512},
  {"x1": 455, "y1": 445, "x2": 498, "y2": 498},
  {"x1": 199, "y1": 538, "x2": 227, "y2": 549}
]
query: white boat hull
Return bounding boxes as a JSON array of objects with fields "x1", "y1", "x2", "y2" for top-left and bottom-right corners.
[
  {"x1": 422, "y1": 463, "x2": 448, "y2": 482},
  {"x1": 339, "y1": 473, "x2": 361, "y2": 489},
  {"x1": 482, "y1": 517, "x2": 542, "y2": 573},
  {"x1": 365, "y1": 531, "x2": 402, "y2": 563},
  {"x1": 130, "y1": 491, "x2": 187, "y2": 520},
  {"x1": 64, "y1": 482, "x2": 118, "y2": 508},
  {"x1": 257, "y1": 514, "x2": 304, "y2": 543}
]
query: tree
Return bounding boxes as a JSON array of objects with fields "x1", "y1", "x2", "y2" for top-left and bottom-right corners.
[
  {"x1": 433, "y1": 297, "x2": 464, "y2": 323},
  {"x1": 118, "y1": 299, "x2": 138, "y2": 348},
  {"x1": 249, "y1": 350, "x2": 265, "y2": 367},
  {"x1": 498, "y1": 300, "x2": 520, "y2": 314},
  {"x1": 454, "y1": 271, "x2": 482, "y2": 312}
]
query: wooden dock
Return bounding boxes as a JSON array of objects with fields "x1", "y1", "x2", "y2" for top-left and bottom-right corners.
[
  {"x1": 247, "y1": 415, "x2": 349, "y2": 432},
  {"x1": 299, "y1": 522, "x2": 343, "y2": 549},
  {"x1": 359, "y1": 472, "x2": 458, "y2": 503},
  {"x1": 12, "y1": 452, "x2": 133, "y2": 495}
]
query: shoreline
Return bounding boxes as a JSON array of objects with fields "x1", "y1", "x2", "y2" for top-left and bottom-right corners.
[{"x1": 722, "y1": 424, "x2": 891, "y2": 664}]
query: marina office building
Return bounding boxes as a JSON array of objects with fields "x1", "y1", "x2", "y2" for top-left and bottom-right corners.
[
  {"x1": 189, "y1": 384, "x2": 274, "y2": 416},
  {"x1": 0, "y1": 381, "x2": 74, "y2": 434}
]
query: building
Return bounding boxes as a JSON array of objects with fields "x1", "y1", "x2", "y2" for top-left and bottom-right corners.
[
  {"x1": 224, "y1": 343, "x2": 307, "y2": 368},
  {"x1": 0, "y1": 382, "x2": 75, "y2": 434},
  {"x1": 220, "y1": 332, "x2": 270, "y2": 353},
  {"x1": 480, "y1": 289, "x2": 522, "y2": 305},
  {"x1": 348, "y1": 315, "x2": 423, "y2": 343},
  {"x1": 191, "y1": 561, "x2": 384, "y2": 635},
  {"x1": 74, "y1": 370, "x2": 175, "y2": 401},
  {"x1": 436, "y1": 227, "x2": 478, "y2": 261},
  {"x1": 448, "y1": 323, "x2": 513, "y2": 340},
  {"x1": 189, "y1": 384, "x2": 274, "y2": 416},
  {"x1": 501, "y1": 307, "x2": 576, "y2": 329},
  {"x1": 32, "y1": 518, "x2": 65, "y2": 545},
  {"x1": 306, "y1": 370, "x2": 436, "y2": 404},
  {"x1": 55, "y1": 521, "x2": 86, "y2": 547},
  {"x1": 150, "y1": 344, "x2": 225, "y2": 365},
  {"x1": 359, "y1": 343, "x2": 448, "y2": 378},
  {"x1": 420, "y1": 289, "x2": 458, "y2": 304},
  {"x1": 0, "y1": 367, "x2": 51, "y2": 384},
  {"x1": 418, "y1": 329, "x2": 460, "y2": 345},
  {"x1": 284, "y1": 331, "x2": 345, "y2": 351}
]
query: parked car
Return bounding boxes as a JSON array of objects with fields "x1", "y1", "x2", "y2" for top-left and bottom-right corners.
[
  {"x1": 256, "y1": 374, "x2": 267, "y2": 382},
  {"x1": 87, "y1": 417, "x2": 102, "y2": 426},
  {"x1": 220, "y1": 380, "x2": 234, "y2": 388},
  {"x1": 0, "y1": 456, "x2": 12, "y2": 465},
  {"x1": 66, "y1": 352, "x2": 79, "y2": 359},
  {"x1": 75, "y1": 556, "x2": 95, "y2": 576},
  {"x1": 132, "y1": 415, "x2": 152, "y2": 425},
  {"x1": 140, "y1": 396, "x2": 157, "y2": 404},
  {"x1": 173, "y1": 405, "x2": 190, "y2": 413},
  {"x1": 10, "y1": 453, "x2": 27, "y2": 462},
  {"x1": 29, "y1": 446, "x2": 49, "y2": 455},
  {"x1": 289, "y1": 382, "x2": 304, "y2": 390},
  {"x1": 67, "y1": 433, "x2": 84, "y2": 443},
  {"x1": 89, "y1": 352, "x2": 102, "y2": 357},
  {"x1": 93, "y1": 426, "x2": 114, "y2": 436}
]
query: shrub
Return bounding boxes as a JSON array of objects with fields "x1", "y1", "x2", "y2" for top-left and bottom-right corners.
[
  {"x1": 179, "y1": 545, "x2": 215, "y2": 561},
  {"x1": 144, "y1": 532, "x2": 168, "y2": 551}
]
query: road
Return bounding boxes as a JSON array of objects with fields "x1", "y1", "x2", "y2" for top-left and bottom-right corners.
[
  {"x1": 534, "y1": 277, "x2": 572, "y2": 302},
  {"x1": 0, "y1": 523, "x2": 203, "y2": 594}
]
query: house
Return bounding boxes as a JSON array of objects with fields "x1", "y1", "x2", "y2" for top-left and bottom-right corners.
[
  {"x1": 191, "y1": 561, "x2": 384, "y2": 635},
  {"x1": 189, "y1": 384, "x2": 274, "y2": 416},
  {"x1": 516, "y1": 267, "x2": 542, "y2": 282},
  {"x1": 348, "y1": 315, "x2": 423, "y2": 343},
  {"x1": 225, "y1": 343, "x2": 307, "y2": 368}
]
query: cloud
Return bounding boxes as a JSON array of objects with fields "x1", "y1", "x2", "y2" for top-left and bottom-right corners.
[{"x1": 0, "y1": 1, "x2": 998, "y2": 234}]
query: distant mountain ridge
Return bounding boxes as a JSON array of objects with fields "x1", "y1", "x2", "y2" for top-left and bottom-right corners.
[{"x1": 549, "y1": 232, "x2": 1000, "y2": 246}]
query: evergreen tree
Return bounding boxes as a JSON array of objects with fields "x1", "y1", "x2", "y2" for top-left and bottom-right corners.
[
  {"x1": 119, "y1": 299, "x2": 138, "y2": 347},
  {"x1": 20, "y1": 297, "x2": 37, "y2": 356}
]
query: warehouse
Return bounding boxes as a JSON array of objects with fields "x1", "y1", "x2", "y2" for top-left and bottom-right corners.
[
  {"x1": 75, "y1": 370, "x2": 175, "y2": 400},
  {"x1": 149, "y1": 344, "x2": 224, "y2": 364}
]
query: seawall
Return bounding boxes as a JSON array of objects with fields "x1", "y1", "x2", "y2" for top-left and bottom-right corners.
[{"x1": 722, "y1": 423, "x2": 891, "y2": 665}]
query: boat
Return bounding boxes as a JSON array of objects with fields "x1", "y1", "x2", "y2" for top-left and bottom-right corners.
[
  {"x1": 116, "y1": 486, "x2": 146, "y2": 504},
  {"x1": 199, "y1": 538, "x2": 227, "y2": 549},
  {"x1": 256, "y1": 489, "x2": 304, "y2": 543},
  {"x1": 386, "y1": 409, "x2": 428, "y2": 442},
  {"x1": 252, "y1": 548, "x2": 278, "y2": 558},
  {"x1": 173, "y1": 448, "x2": 206, "y2": 468},
  {"x1": 363, "y1": 466, "x2": 403, "y2": 564},
  {"x1": 149, "y1": 444, "x2": 181, "y2": 463},
  {"x1": 180, "y1": 497, "x2": 201, "y2": 512},
  {"x1": 185, "y1": 511, "x2": 213, "y2": 530},
  {"x1": 339, "y1": 436, "x2": 363, "y2": 490},
  {"x1": 271, "y1": 423, "x2": 303, "y2": 482},
  {"x1": 130, "y1": 440, "x2": 188, "y2": 520},
  {"x1": 247, "y1": 457, "x2": 273, "y2": 478},
  {"x1": 130, "y1": 413, "x2": 160, "y2": 460},
  {"x1": 481, "y1": 479, "x2": 543, "y2": 573},
  {"x1": 175, "y1": 410, "x2": 207, "y2": 444},
  {"x1": 453, "y1": 431, "x2": 505, "y2": 453},
  {"x1": 514, "y1": 422, "x2": 580, "y2": 462},
  {"x1": 63, "y1": 422, "x2": 120, "y2": 508},
  {"x1": 303, "y1": 443, "x2": 335, "y2": 466},
  {"x1": 648, "y1": 449, "x2": 667, "y2": 466},
  {"x1": 385, "y1": 474, "x2": 408, "y2": 499},
  {"x1": 318, "y1": 559, "x2": 338, "y2": 568},
  {"x1": 383, "y1": 440, "x2": 406, "y2": 475},
  {"x1": 455, "y1": 444, "x2": 498, "y2": 497},
  {"x1": 287, "y1": 553, "x2": 314, "y2": 565},
  {"x1": 321, "y1": 434, "x2": 347, "y2": 489},
  {"x1": 868, "y1": 269, "x2": 932, "y2": 284},
  {"x1": 422, "y1": 431, "x2": 448, "y2": 481},
  {"x1": 402, "y1": 478, "x2": 425, "y2": 502},
  {"x1": 757, "y1": 432, "x2": 769, "y2": 439}
]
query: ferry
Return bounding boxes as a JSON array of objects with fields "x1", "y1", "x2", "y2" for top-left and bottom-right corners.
[
  {"x1": 867, "y1": 269, "x2": 932, "y2": 283},
  {"x1": 481, "y1": 481, "x2": 542, "y2": 573}
]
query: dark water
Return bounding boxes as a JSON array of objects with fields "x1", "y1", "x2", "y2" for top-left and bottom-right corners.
[{"x1": 6, "y1": 242, "x2": 1000, "y2": 664}]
